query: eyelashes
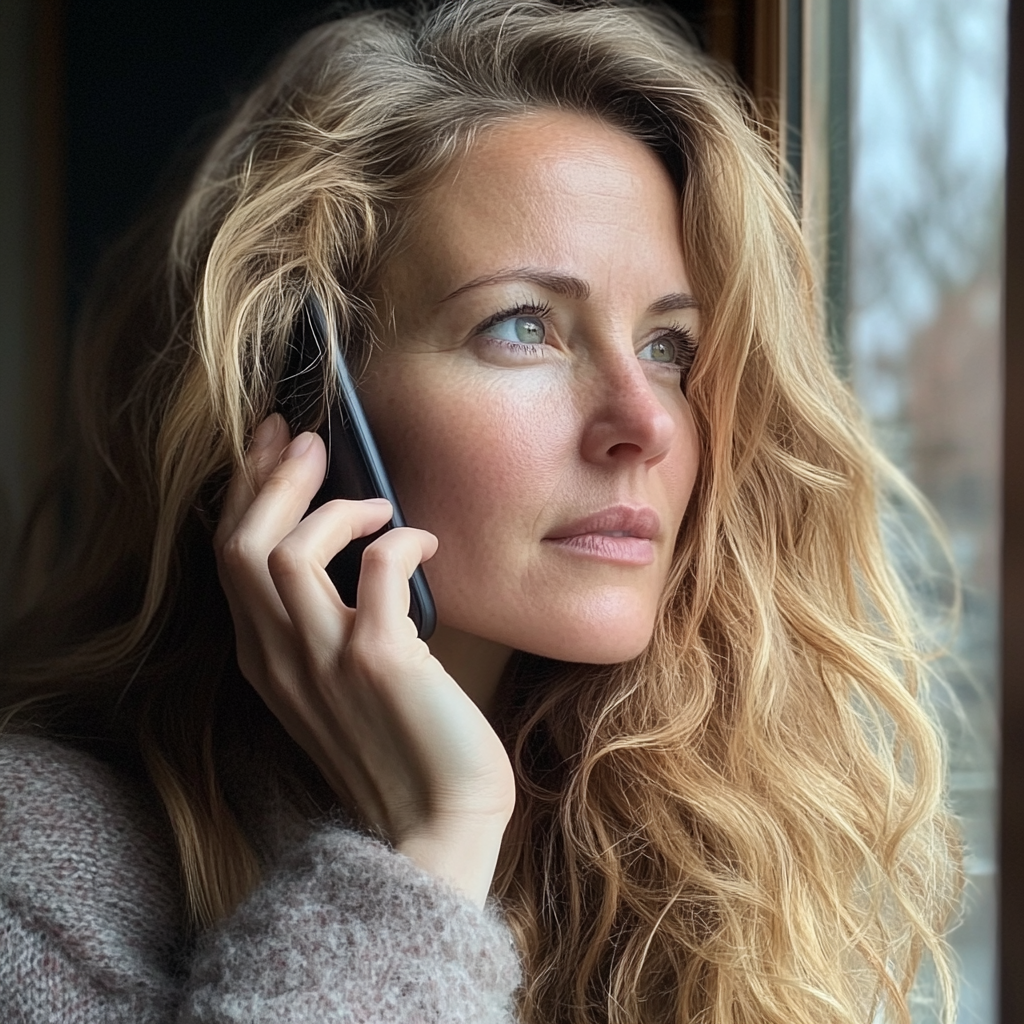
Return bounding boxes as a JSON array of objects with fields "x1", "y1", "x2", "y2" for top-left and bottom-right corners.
[
  {"x1": 650, "y1": 325, "x2": 698, "y2": 371},
  {"x1": 474, "y1": 301, "x2": 554, "y2": 337},
  {"x1": 472, "y1": 300, "x2": 699, "y2": 374}
]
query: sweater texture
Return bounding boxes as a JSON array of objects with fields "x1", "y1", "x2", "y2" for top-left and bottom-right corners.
[{"x1": 0, "y1": 733, "x2": 522, "y2": 1023}]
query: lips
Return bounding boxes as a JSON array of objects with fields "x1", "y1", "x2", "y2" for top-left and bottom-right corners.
[
  {"x1": 544, "y1": 505, "x2": 660, "y2": 541},
  {"x1": 543, "y1": 505, "x2": 660, "y2": 566}
]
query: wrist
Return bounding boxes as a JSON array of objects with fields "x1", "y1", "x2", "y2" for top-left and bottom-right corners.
[{"x1": 396, "y1": 815, "x2": 510, "y2": 908}]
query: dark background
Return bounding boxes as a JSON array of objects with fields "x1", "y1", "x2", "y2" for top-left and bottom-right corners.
[
  {"x1": 65, "y1": 0, "x2": 335, "y2": 320},
  {"x1": 63, "y1": 0, "x2": 712, "y2": 324}
]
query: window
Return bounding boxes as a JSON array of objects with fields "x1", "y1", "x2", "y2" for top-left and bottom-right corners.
[{"x1": 800, "y1": 1, "x2": 1006, "y2": 1020}]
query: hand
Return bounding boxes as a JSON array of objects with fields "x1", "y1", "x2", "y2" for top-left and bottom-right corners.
[{"x1": 212, "y1": 414, "x2": 516, "y2": 905}]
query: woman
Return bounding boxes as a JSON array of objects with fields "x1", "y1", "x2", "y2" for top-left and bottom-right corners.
[{"x1": 0, "y1": 1, "x2": 961, "y2": 1022}]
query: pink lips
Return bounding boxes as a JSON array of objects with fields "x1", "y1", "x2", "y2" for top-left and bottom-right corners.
[{"x1": 543, "y1": 505, "x2": 660, "y2": 565}]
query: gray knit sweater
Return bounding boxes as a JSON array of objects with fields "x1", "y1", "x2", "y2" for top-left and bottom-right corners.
[{"x1": 0, "y1": 733, "x2": 522, "y2": 1023}]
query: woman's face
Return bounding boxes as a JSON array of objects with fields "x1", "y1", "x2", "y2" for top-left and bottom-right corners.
[{"x1": 359, "y1": 110, "x2": 700, "y2": 664}]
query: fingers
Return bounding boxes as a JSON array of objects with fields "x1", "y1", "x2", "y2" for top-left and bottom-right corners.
[
  {"x1": 214, "y1": 414, "x2": 438, "y2": 718},
  {"x1": 216, "y1": 419, "x2": 329, "y2": 664},
  {"x1": 233, "y1": 431, "x2": 328, "y2": 552},
  {"x1": 267, "y1": 498, "x2": 397, "y2": 656},
  {"x1": 215, "y1": 414, "x2": 407, "y2": 669},
  {"x1": 214, "y1": 413, "x2": 291, "y2": 551},
  {"x1": 216, "y1": 429, "x2": 326, "y2": 612},
  {"x1": 271, "y1": 498, "x2": 394, "y2": 579},
  {"x1": 350, "y1": 527, "x2": 439, "y2": 652}
]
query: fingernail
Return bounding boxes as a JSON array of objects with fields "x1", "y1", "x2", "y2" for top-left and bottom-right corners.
[
  {"x1": 366, "y1": 498, "x2": 392, "y2": 506},
  {"x1": 282, "y1": 433, "x2": 315, "y2": 460},
  {"x1": 254, "y1": 413, "x2": 285, "y2": 448}
]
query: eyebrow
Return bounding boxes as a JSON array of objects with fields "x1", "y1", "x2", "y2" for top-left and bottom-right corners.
[{"x1": 438, "y1": 267, "x2": 700, "y2": 314}]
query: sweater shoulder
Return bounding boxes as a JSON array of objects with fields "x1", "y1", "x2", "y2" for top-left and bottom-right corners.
[{"x1": 0, "y1": 732, "x2": 183, "y2": 974}]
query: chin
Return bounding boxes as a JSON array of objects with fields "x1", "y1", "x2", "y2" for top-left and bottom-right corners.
[
  {"x1": 511, "y1": 618, "x2": 655, "y2": 665},
  {"x1": 441, "y1": 587, "x2": 661, "y2": 665}
]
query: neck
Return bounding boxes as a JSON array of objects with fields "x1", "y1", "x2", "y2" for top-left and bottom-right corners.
[{"x1": 427, "y1": 624, "x2": 513, "y2": 718}]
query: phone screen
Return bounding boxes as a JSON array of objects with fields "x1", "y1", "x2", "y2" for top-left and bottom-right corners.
[{"x1": 276, "y1": 294, "x2": 436, "y2": 640}]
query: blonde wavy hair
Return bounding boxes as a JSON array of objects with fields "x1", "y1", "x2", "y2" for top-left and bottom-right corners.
[{"x1": 0, "y1": 1, "x2": 961, "y2": 1022}]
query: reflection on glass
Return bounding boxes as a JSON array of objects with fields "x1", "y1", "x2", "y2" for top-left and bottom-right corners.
[{"x1": 848, "y1": 0, "x2": 1005, "y2": 1020}]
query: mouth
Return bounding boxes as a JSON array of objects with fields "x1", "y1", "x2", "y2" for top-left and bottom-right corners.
[{"x1": 543, "y1": 505, "x2": 660, "y2": 565}]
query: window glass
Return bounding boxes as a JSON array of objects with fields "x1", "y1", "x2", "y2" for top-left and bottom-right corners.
[{"x1": 847, "y1": 0, "x2": 1006, "y2": 1020}]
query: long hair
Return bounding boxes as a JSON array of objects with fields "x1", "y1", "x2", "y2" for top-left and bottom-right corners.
[{"x1": 0, "y1": 2, "x2": 961, "y2": 1022}]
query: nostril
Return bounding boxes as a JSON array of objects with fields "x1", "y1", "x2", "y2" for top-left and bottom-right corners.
[
  {"x1": 607, "y1": 441, "x2": 645, "y2": 457},
  {"x1": 577, "y1": 359, "x2": 683, "y2": 466}
]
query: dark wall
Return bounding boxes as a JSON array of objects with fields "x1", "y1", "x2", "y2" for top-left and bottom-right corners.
[
  {"x1": 64, "y1": 0, "x2": 331, "y2": 318},
  {"x1": 64, "y1": 0, "x2": 710, "y2": 321}
]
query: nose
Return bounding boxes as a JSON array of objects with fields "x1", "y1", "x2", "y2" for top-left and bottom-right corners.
[{"x1": 578, "y1": 351, "x2": 679, "y2": 468}]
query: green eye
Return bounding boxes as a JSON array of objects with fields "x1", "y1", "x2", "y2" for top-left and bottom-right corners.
[
  {"x1": 514, "y1": 317, "x2": 544, "y2": 344},
  {"x1": 487, "y1": 315, "x2": 546, "y2": 345},
  {"x1": 646, "y1": 338, "x2": 676, "y2": 363},
  {"x1": 639, "y1": 329, "x2": 697, "y2": 372}
]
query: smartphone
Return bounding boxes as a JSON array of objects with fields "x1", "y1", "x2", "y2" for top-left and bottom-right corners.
[{"x1": 275, "y1": 293, "x2": 436, "y2": 640}]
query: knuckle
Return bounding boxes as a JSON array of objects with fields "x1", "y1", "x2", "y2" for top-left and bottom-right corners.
[
  {"x1": 344, "y1": 637, "x2": 391, "y2": 681},
  {"x1": 266, "y1": 541, "x2": 306, "y2": 582},
  {"x1": 218, "y1": 530, "x2": 263, "y2": 575},
  {"x1": 360, "y1": 539, "x2": 405, "y2": 572},
  {"x1": 346, "y1": 623, "x2": 420, "y2": 681}
]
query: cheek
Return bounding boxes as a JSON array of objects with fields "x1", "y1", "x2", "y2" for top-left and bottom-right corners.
[
  {"x1": 669, "y1": 407, "x2": 700, "y2": 522},
  {"x1": 364, "y1": 362, "x2": 700, "y2": 654},
  {"x1": 370, "y1": 374, "x2": 572, "y2": 557}
]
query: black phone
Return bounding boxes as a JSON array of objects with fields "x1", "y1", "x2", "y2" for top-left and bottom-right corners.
[{"x1": 275, "y1": 293, "x2": 436, "y2": 640}]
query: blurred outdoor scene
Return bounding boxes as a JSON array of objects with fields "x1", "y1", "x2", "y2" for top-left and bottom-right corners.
[{"x1": 847, "y1": 0, "x2": 1005, "y2": 1019}]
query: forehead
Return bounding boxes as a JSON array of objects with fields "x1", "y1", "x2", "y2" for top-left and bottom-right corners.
[
  {"x1": 446, "y1": 110, "x2": 668, "y2": 193},
  {"x1": 383, "y1": 110, "x2": 686, "y2": 300}
]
